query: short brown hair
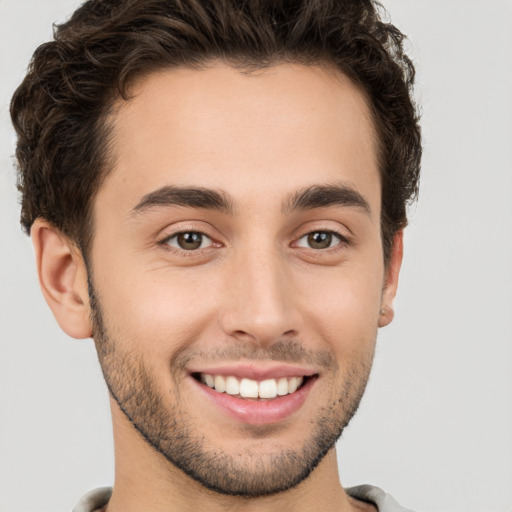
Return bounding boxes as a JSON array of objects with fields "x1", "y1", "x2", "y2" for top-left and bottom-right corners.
[{"x1": 11, "y1": 0, "x2": 421, "y2": 262}]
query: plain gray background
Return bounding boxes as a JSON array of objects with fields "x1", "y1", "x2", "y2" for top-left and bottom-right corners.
[{"x1": 1, "y1": 1, "x2": 511, "y2": 511}]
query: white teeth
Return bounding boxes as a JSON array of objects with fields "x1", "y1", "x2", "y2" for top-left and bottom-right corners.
[
  {"x1": 214, "y1": 375, "x2": 226, "y2": 393},
  {"x1": 259, "y1": 379, "x2": 277, "y2": 399},
  {"x1": 276, "y1": 377, "x2": 288, "y2": 396},
  {"x1": 199, "y1": 374, "x2": 306, "y2": 399},
  {"x1": 225, "y1": 376, "x2": 240, "y2": 395},
  {"x1": 240, "y1": 378, "x2": 259, "y2": 398},
  {"x1": 288, "y1": 377, "x2": 303, "y2": 393},
  {"x1": 204, "y1": 374, "x2": 215, "y2": 388}
]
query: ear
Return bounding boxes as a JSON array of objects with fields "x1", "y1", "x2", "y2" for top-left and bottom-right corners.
[
  {"x1": 378, "y1": 230, "x2": 404, "y2": 328},
  {"x1": 31, "y1": 219, "x2": 92, "y2": 339}
]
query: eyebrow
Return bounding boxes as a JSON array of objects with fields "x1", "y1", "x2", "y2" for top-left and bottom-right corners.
[
  {"x1": 131, "y1": 186, "x2": 234, "y2": 216},
  {"x1": 130, "y1": 182, "x2": 371, "y2": 218},
  {"x1": 282, "y1": 183, "x2": 371, "y2": 215}
]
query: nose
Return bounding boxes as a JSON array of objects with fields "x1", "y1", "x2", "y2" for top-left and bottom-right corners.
[{"x1": 219, "y1": 246, "x2": 301, "y2": 347}]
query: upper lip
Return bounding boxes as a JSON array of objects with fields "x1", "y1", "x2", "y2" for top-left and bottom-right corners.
[{"x1": 188, "y1": 363, "x2": 318, "y2": 381}]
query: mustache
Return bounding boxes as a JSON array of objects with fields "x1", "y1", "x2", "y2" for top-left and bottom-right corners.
[{"x1": 171, "y1": 340, "x2": 337, "y2": 372}]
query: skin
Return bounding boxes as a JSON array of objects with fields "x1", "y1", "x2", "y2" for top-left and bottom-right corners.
[{"x1": 32, "y1": 62, "x2": 402, "y2": 512}]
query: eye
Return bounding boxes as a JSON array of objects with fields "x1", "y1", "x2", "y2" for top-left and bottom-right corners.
[
  {"x1": 164, "y1": 231, "x2": 213, "y2": 251},
  {"x1": 295, "y1": 231, "x2": 345, "y2": 250}
]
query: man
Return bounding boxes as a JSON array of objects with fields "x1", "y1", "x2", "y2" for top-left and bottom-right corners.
[{"x1": 10, "y1": 0, "x2": 421, "y2": 510}]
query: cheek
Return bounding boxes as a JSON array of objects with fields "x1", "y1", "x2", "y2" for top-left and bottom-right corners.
[
  {"x1": 93, "y1": 259, "x2": 220, "y2": 361},
  {"x1": 91, "y1": 232, "x2": 384, "y2": 364},
  {"x1": 294, "y1": 257, "x2": 384, "y2": 354}
]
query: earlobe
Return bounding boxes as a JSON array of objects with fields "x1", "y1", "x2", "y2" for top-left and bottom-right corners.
[
  {"x1": 378, "y1": 230, "x2": 404, "y2": 328},
  {"x1": 31, "y1": 219, "x2": 92, "y2": 339}
]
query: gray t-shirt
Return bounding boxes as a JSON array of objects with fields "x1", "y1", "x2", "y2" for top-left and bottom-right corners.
[{"x1": 73, "y1": 485, "x2": 415, "y2": 511}]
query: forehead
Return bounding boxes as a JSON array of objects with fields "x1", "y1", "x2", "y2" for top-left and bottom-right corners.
[{"x1": 97, "y1": 62, "x2": 380, "y2": 216}]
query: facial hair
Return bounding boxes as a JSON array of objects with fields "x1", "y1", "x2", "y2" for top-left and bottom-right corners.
[{"x1": 88, "y1": 278, "x2": 375, "y2": 498}]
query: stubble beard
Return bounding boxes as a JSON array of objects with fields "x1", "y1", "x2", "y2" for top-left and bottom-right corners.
[{"x1": 88, "y1": 279, "x2": 375, "y2": 498}]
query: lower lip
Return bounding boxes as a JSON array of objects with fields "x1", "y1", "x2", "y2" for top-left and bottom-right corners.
[{"x1": 192, "y1": 376, "x2": 316, "y2": 425}]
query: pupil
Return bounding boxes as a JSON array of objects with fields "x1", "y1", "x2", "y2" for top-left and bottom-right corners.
[
  {"x1": 178, "y1": 232, "x2": 202, "y2": 250},
  {"x1": 308, "y1": 232, "x2": 331, "y2": 249}
]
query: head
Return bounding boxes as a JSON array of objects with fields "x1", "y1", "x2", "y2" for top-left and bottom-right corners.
[
  {"x1": 11, "y1": 0, "x2": 421, "y2": 500},
  {"x1": 11, "y1": 0, "x2": 420, "y2": 265}
]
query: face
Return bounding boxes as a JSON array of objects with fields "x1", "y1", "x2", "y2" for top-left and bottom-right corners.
[{"x1": 87, "y1": 62, "x2": 396, "y2": 496}]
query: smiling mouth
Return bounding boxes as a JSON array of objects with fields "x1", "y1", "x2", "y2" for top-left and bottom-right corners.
[{"x1": 192, "y1": 373, "x2": 313, "y2": 400}]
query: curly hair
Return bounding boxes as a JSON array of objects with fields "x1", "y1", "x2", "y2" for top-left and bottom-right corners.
[{"x1": 10, "y1": 0, "x2": 421, "y2": 263}]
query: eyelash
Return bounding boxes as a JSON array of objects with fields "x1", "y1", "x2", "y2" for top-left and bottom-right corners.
[
  {"x1": 294, "y1": 230, "x2": 349, "y2": 251},
  {"x1": 158, "y1": 231, "x2": 217, "y2": 254},
  {"x1": 158, "y1": 229, "x2": 350, "y2": 254}
]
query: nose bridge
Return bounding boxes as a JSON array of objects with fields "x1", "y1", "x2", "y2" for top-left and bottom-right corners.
[{"x1": 220, "y1": 239, "x2": 299, "y2": 345}]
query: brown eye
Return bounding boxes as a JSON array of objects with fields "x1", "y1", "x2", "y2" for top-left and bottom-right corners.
[
  {"x1": 296, "y1": 231, "x2": 343, "y2": 250},
  {"x1": 165, "y1": 232, "x2": 212, "y2": 251},
  {"x1": 307, "y1": 232, "x2": 332, "y2": 249}
]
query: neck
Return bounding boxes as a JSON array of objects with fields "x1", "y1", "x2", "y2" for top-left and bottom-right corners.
[{"x1": 105, "y1": 401, "x2": 367, "y2": 512}]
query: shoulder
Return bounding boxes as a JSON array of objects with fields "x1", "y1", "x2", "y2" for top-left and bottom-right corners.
[
  {"x1": 346, "y1": 485, "x2": 416, "y2": 512},
  {"x1": 72, "y1": 487, "x2": 112, "y2": 512}
]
